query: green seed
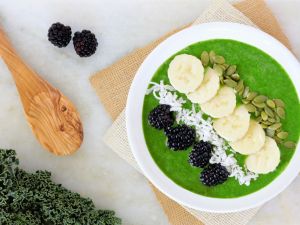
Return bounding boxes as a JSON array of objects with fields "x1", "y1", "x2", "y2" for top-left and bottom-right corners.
[
  {"x1": 245, "y1": 104, "x2": 256, "y2": 112},
  {"x1": 231, "y1": 73, "x2": 240, "y2": 81},
  {"x1": 274, "y1": 99, "x2": 285, "y2": 108},
  {"x1": 266, "y1": 128, "x2": 275, "y2": 137},
  {"x1": 268, "y1": 117, "x2": 276, "y2": 123},
  {"x1": 213, "y1": 64, "x2": 224, "y2": 76},
  {"x1": 223, "y1": 64, "x2": 229, "y2": 69},
  {"x1": 255, "y1": 109, "x2": 261, "y2": 117},
  {"x1": 264, "y1": 106, "x2": 274, "y2": 118},
  {"x1": 276, "y1": 107, "x2": 285, "y2": 119},
  {"x1": 256, "y1": 116, "x2": 262, "y2": 122},
  {"x1": 274, "y1": 137, "x2": 282, "y2": 144},
  {"x1": 275, "y1": 115, "x2": 280, "y2": 123},
  {"x1": 226, "y1": 65, "x2": 237, "y2": 75},
  {"x1": 277, "y1": 131, "x2": 288, "y2": 139},
  {"x1": 219, "y1": 64, "x2": 227, "y2": 71},
  {"x1": 201, "y1": 51, "x2": 209, "y2": 66},
  {"x1": 261, "y1": 111, "x2": 268, "y2": 121},
  {"x1": 242, "y1": 86, "x2": 250, "y2": 98},
  {"x1": 261, "y1": 123, "x2": 268, "y2": 129},
  {"x1": 214, "y1": 55, "x2": 225, "y2": 64},
  {"x1": 246, "y1": 92, "x2": 258, "y2": 101},
  {"x1": 253, "y1": 95, "x2": 267, "y2": 103},
  {"x1": 220, "y1": 76, "x2": 224, "y2": 84},
  {"x1": 262, "y1": 120, "x2": 272, "y2": 125},
  {"x1": 224, "y1": 78, "x2": 237, "y2": 88},
  {"x1": 266, "y1": 99, "x2": 276, "y2": 108},
  {"x1": 284, "y1": 141, "x2": 296, "y2": 149},
  {"x1": 209, "y1": 51, "x2": 216, "y2": 64},
  {"x1": 268, "y1": 123, "x2": 282, "y2": 130},
  {"x1": 242, "y1": 99, "x2": 250, "y2": 104},
  {"x1": 252, "y1": 101, "x2": 265, "y2": 108},
  {"x1": 235, "y1": 80, "x2": 244, "y2": 92}
]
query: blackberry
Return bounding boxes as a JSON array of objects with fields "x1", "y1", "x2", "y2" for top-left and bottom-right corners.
[
  {"x1": 189, "y1": 141, "x2": 212, "y2": 168},
  {"x1": 200, "y1": 163, "x2": 229, "y2": 186},
  {"x1": 148, "y1": 104, "x2": 174, "y2": 130},
  {"x1": 48, "y1": 22, "x2": 72, "y2": 48},
  {"x1": 73, "y1": 30, "x2": 98, "y2": 57},
  {"x1": 165, "y1": 125, "x2": 196, "y2": 151}
]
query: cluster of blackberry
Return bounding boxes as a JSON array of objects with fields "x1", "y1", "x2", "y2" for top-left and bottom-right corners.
[
  {"x1": 148, "y1": 104, "x2": 229, "y2": 186},
  {"x1": 48, "y1": 22, "x2": 98, "y2": 57}
]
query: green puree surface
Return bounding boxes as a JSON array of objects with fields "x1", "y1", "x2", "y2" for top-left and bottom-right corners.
[{"x1": 142, "y1": 39, "x2": 300, "y2": 198}]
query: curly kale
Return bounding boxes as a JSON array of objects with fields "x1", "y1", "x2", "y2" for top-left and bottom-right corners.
[{"x1": 0, "y1": 149, "x2": 121, "y2": 225}]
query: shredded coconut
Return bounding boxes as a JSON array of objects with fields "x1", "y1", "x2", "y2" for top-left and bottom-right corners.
[{"x1": 147, "y1": 81, "x2": 258, "y2": 186}]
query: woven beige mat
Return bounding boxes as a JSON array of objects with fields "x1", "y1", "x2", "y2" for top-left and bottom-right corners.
[{"x1": 90, "y1": 0, "x2": 291, "y2": 224}]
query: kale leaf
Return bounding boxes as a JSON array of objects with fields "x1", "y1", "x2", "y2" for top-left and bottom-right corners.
[{"x1": 0, "y1": 149, "x2": 121, "y2": 225}]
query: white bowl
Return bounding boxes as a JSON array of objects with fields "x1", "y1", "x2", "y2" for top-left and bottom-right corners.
[{"x1": 126, "y1": 22, "x2": 300, "y2": 212}]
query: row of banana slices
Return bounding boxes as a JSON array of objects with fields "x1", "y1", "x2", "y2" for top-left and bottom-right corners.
[{"x1": 168, "y1": 54, "x2": 280, "y2": 174}]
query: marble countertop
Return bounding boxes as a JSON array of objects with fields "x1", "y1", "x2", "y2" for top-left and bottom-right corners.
[{"x1": 0, "y1": 0, "x2": 299, "y2": 224}]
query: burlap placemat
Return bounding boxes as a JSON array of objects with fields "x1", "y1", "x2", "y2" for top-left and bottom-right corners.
[{"x1": 90, "y1": 0, "x2": 291, "y2": 224}]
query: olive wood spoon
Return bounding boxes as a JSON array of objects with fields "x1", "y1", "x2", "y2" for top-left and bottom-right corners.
[{"x1": 0, "y1": 26, "x2": 83, "y2": 155}]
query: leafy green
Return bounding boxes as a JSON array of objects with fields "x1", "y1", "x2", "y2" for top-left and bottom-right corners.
[{"x1": 0, "y1": 149, "x2": 121, "y2": 225}]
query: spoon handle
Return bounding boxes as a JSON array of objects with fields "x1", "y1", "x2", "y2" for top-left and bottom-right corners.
[{"x1": 0, "y1": 26, "x2": 53, "y2": 111}]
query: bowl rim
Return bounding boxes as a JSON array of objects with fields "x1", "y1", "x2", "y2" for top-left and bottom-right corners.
[{"x1": 126, "y1": 22, "x2": 300, "y2": 212}]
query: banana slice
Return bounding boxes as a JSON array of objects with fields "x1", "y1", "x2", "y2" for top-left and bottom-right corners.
[
  {"x1": 213, "y1": 105, "x2": 250, "y2": 142},
  {"x1": 200, "y1": 86, "x2": 236, "y2": 118},
  {"x1": 187, "y1": 68, "x2": 220, "y2": 104},
  {"x1": 168, "y1": 54, "x2": 204, "y2": 94},
  {"x1": 246, "y1": 137, "x2": 280, "y2": 174},
  {"x1": 230, "y1": 120, "x2": 265, "y2": 155}
]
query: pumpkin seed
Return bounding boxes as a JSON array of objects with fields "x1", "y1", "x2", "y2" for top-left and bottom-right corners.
[
  {"x1": 235, "y1": 80, "x2": 244, "y2": 92},
  {"x1": 209, "y1": 51, "x2": 216, "y2": 64},
  {"x1": 213, "y1": 64, "x2": 224, "y2": 76},
  {"x1": 266, "y1": 128, "x2": 275, "y2": 137},
  {"x1": 242, "y1": 99, "x2": 250, "y2": 104},
  {"x1": 253, "y1": 95, "x2": 267, "y2": 103},
  {"x1": 246, "y1": 92, "x2": 258, "y2": 101},
  {"x1": 220, "y1": 76, "x2": 224, "y2": 85},
  {"x1": 256, "y1": 116, "x2": 262, "y2": 122},
  {"x1": 266, "y1": 99, "x2": 275, "y2": 108},
  {"x1": 275, "y1": 115, "x2": 280, "y2": 123},
  {"x1": 242, "y1": 86, "x2": 250, "y2": 98},
  {"x1": 252, "y1": 101, "x2": 265, "y2": 108},
  {"x1": 255, "y1": 110, "x2": 261, "y2": 117},
  {"x1": 245, "y1": 104, "x2": 256, "y2": 113},
  {"x1": 226, "y1": 65, "x2": 237, "y2": 75},
  {"x1": 277, "y1": 131, "x2": 288, "y2": 139},
  {"x1": 276, "y1": 107, "x2": 285, "y2": 119},
  {"x1": 284, "y1": 141, "x2": 296, "y2": 149},
  {"x1": 219, "y1": 64, "x2": 227, "y2": 71},
  {"x1": 261, "y1": 123, "x2": 268, "y2": 129},
  {"x1": 268, "y1": 117, "x2": 276, "y2": 123},
  {"x1": 223, "y1": 63, "x2": 229, "y2": 69},
  {"x1": 274, "y1": 136, "x2": 282, "y2": 144},
  {"x1": 261, "y1": 111, "x2": 268, "y2": 121},
  {"x1": 231, "y1": 73, "x2": 240, "y2": 81},
  {"x1": 262, "y1": 120, "x2": 272, "y2": 125},
  {"x1": 214, "y1": 55, "x2": 225, "y2": 64},
  {"x1": 238, "y1": 86, "x2": 244, "y2": 96},
  {"x1": 200, "y1": 51, "x2": 209, "y2": 66},
  {"x1": 268, "y1": 123, "x2": 282, "y2": 130},
  {"x1": 264, "y1": 106, "x2": 274, "y2": 117},
  {"x1": 274, "y1": 99, "x2": 285, "y2": 108},
  {"x1": 224, "y1": 78, "x2": 237, "y2": 88}
]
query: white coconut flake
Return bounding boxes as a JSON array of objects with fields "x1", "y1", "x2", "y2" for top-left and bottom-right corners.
[{"x1": 147, "y1": 81, "x2": 258, "y2": 186}]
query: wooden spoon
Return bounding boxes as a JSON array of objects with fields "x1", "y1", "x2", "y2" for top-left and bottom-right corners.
[{"x1": 0, "y1": 26, "x2": 83, "y2": 155}]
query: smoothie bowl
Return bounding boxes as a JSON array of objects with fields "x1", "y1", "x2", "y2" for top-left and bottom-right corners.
[{"x1": 126, "y1": 22, "x2": 300, "y2": 212}]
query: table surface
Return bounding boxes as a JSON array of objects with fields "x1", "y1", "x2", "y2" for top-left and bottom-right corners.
[{"x1": 0, "y1": 0, "x2": 299, "y2": 224}]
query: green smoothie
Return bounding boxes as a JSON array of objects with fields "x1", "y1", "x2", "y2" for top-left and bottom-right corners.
[{"x1": 142, "y1": 39, "x2": 300, "y2": 198}]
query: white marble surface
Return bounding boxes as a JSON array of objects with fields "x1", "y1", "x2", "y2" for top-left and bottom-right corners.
[{"x1": 0, "y1": 0, "x2": 299, "y2": 224}]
